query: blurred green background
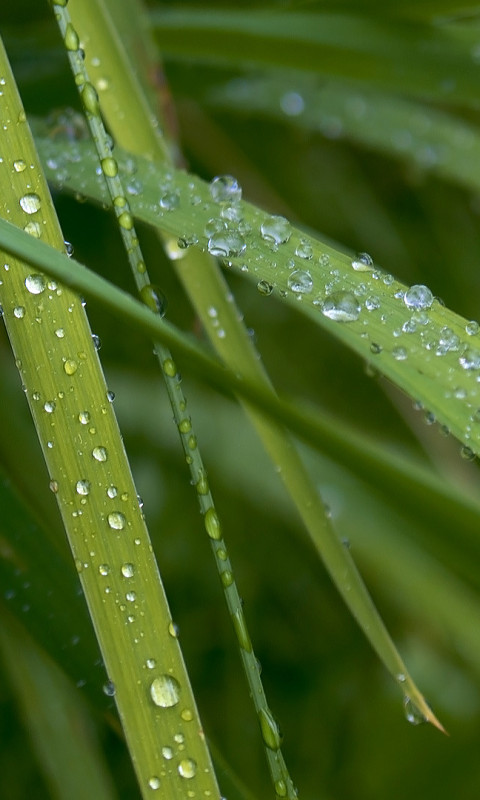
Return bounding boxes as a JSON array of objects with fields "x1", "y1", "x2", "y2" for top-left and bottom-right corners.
[{"x1": 2, "y1": 2, "x2": 480, "y2": 799}]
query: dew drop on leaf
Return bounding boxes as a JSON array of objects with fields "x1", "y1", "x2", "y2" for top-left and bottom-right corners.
[
  {"x1": 287, "y1": 269, "x2": 313, "y2": 294},
  {"x1": 177, "y1": 758, "x2": 197, "y2": 779},
  {"x1": 107, "y1": 512, "x2": 126, "y2": 530},
  {"x1": 209, "y1": 175, "x2": 242, "y2": 203},
  {"x1": 403, "y1": 284, "x2": 434, "y2": 310},
  {"x1": 260, "y1": 215, "x2": 291, "y2": 245},
  {"x1": 25, "y1": 274, "x2": 46, "y2": 294},
  {"x1": 321, "y1": 291, "x2": 361, "y2": 322},
  {"x1": 92, "y1": 446, "x2": 108, "y2": 462},
  {"x1": 150, "y1": 674, "x2": 181, "y2": 708},
  {"x1": 19, "y1": 193, "x2": 41, "y2": 214}
]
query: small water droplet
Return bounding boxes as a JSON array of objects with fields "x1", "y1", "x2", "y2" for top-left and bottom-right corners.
[
  {"x1": 107, "y1": 512, "x2": 126, "y2": 530},
  {"x1": 63, "y1": 359, "x2": 78, "y2": 376},
  {"x1": 162, "y1": 746, "x2": 173, "y2": 760},
  {"x1": 43, "y1": 400, "x2": 56, "y2": 413},
  {"x1": 257, "y1": 280, "x2": 273, "y2": 296},
  {"x1": 351, "y1": 252, "x2": 373, "y2": 271},
  {"x1": 148, "y1": 776, "x2": 161, "y2": 791},
  {"x1": 461, "y1": 445, "x2": 476, "y2": 461},
  {"x1": 98, "y1": 564, "x2": 110, "y2": 576},
  {"x1": 19, "y1": 193, "x2": 41, "y2": 214},
  {"x1": 204, "y1": 508, "x2": 222, "y2": 540},
  {"x1": 121, "y1": 562, "x2": 135, "y2": 578},
  {"x1": 466, "y1": 320, "x2": 479, "y2": 336},
  {"x1": 403, "y1": 284, "x2": 434, "y2": 310},
  {"x1": 13, "y1": 159, "x2": 27, "y2": 173},
  {"x1": 25, "y1": 274, "x2": 46, "y2": 294},
  {"x1": 49, "y1": 480, "x2": 59, "y2": 493},
  {"x1": 150, "y1": 674, "x2": 181, "y2": 708},
  {"x1": 209, "y1": 175, "x2": 242, "y2": 203},
  {"x1": 260, "y1": 215, "x2": 291, "y2": 245},
  {"x1": 275, "y1": 780, "x2": 288, "y2": 797},
  {"x1": 146, "y1": 658, "x2": 156, "y2": 669},
  {"x1": 321, "y1": 291, "x2": 361, "y2": 322},
  {"x1": 13, "y1": 306, "x2": 25, "y2": 319},
  {"x1": 102, "y1": 679, "x2": 116, "y2": 696},
  {"x1": 76, "y1": 479, "x2": 90, "y2": 495},
  {"x1": 92, "y1": 446, "x2": 108, "y2": 462},
  {"x1": 404, "y1": 696, "x2": 426, "y2": 726},
  {"x1": 159, "y1": 190, "x2": 180, "y2": 210},
  {"x1": 294, "y1": 239, "x2": 313, "y2": 259},
  {"x1": 287, "y1": 269, "x2": 313, "y2": 294},
  {"x1": 140, "y1": 284, "x2": 167, "y2": 316},
  {"x1": 177, "y1": 758, "x2": 197, "y2": 779},
  {"x1": 78, "y1": 410, "x2": 90, "y2": 424},
  {"x1": 459, "y1": 348, "x2": 480, "y2": 370},
  {"x1": 258, "y1": 707, "x2": 282, "y2": 750}
]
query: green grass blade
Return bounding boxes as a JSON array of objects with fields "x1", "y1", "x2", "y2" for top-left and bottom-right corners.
[
  {"x1": 0, "y1": 36, "x2": 219, "y2": 799},
  {"x1": 150, "y1": 8, "x2": 480, "y2": 108}
]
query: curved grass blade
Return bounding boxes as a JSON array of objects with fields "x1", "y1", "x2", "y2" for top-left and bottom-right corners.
[{"x1": 34, "y1": 133, "x2": 480, "y2": 462}]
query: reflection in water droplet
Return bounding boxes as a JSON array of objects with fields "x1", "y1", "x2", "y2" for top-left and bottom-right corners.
[
  {"x1": 25, "y1": 274, "x2": 46, "y2": 295},
  {"x1": 150, "y1": 674, "x2": 181, "y2": 708},
  {"x1": 258, "y1": 707, "x2": 282, "y2": 750},
  {"x1": 76, "y1": 479, "x2": 90, "y2": 495},
  {"x1": 140, "y1": 284, "x2": 167, "y2": 317},
  {"x1": 351, "y1": 252, "x2": 373, "y2": 271},
  {"x1": 13, "y1": 159, "x2": 27, "y2": 173},
  {"x1": 257, "y1": 280, "x2": 273, "y2": 296},
  {"x1": 260, "y1": 215, "x2": 291, "y2": 245},
  {"x1": 121, "y1": 563, "x2": 135, "y2": 578},
  {"x1": 209, "y1": 175, "x2": 242, "y2": 203},
  {"x1": 321, "y1": 291, "x2": 361, "y2": 322},
  {"x1": 107, "y1": 512, "x2": 126, "y2": 530},
  {"x1": 207, "y1": 230, "x2": 246, "y2": 258},
  {"x1": 404, "y1": 696, "x2": 426, "y2": 726},
  {"x1": 13, "y1": 306, "x2": 25, "y2": 319},
  {"x1": 63, "y1": 359, "x2": 78, "y2": 376},
  {"x1": 148, "y1": 776, "x2": 161, "y2": 790},
  {"x1": 403, "y1": 284, "x2": 434, "y2": 310},
  {"x1": 102, "y1": 680, "x2": 116, "y2": 696},
  {"x1": 162, "y1": 746, "x2": 173, "y2": 760},
  {"x1": 204, "y1": 508, "x2": 222, "y2": 540},
  {"x1": 287, "y1": 269, "x2": 313, "y2": 294},
  {"x1": 177, "y1": 758, "x2": 197, "y2": 779},
  {"x1": 98, "y1": 564, "x2": 110, "y2": 576}
]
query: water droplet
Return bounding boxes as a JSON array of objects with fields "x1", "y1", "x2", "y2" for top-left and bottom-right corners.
[
  {"x1": 44, "y1": 400, "x2": 56, "y2": 413},
  {"x1": 275, "y1": 779, "x2": 288, "y2": 797},
  {"x1": 351, "y1": 252, "x2": 373, "y2": 271},
  {"x1": 162, "y1": 746, "x2": 173, "y2": 760},
  {"x1": 49, "y1": 480, "x2": 59, "y2": 493},
  {"x1": 466, "y1": 320, "x2": 479, "y2": 336},
  {"x1": 92, "y1": 446, "x2": 108, "y2": 462},
  {"x1": 204, "y1": 508, "x2": 222, "y2": 540},
  {"x1": 106, "y1": 485, "x2": 117, "y2": 498},
  {"x1": 25, "y1": 274, "x2": 46, "y2": 294},
  {"x1": 280, "y1": 91, "x2": 305, "y2": 116},
  {"x1": 98, "y1": 564, "x2": 110, "y2": 576},
  {"x1": 63, "y1": 359, "x2": 78, "y2": 376},
  {"x1": 461, "y1": 445, "x2": 476, "y2": 461},
  {"x1": 260, "y1": 215, "x2": 291, "y2": 245},
  {"x1": 55, "y1": 328, "x2": 65, "y2": 338},
  {"x1": 140, "y1": 284, "x2": 167, "y2": 316},
  {"x1": 13, "y1": 306, "x2": 25, "y2": 319},
  {"x1": 207, "y1": 230, "x2": 246, "y2": 258},
  {"x1": 148, "y1": 776, "x2": 161, "y2": 790},
  {"x1": 321, "y1": 291, "x2": 361, "y2": 322},
  {"x1": 126, "y1": 590, "x2": 136, "y2": 602},
  {"x1": 168, "y1": 621, "x2": 179, "y2": 638},
  {"x1": 121, "y1": 563, "x2": 135, "y2": 578},
  {"x1": 392, "y1": 346, "x2": 408, "y2": 361},
  {"x1": 258, "y1": 707, "x2": 282, "y2": 750},
  {"x1": 232, "y1": 608, "x2": 252, "y2": 652},
  {"x1": 19, "y1": 193, "x2": 41, "y2": 214},
  {"x1": 102, "y1": 680, "x2": 116, "y2": 696},
  {"x1": 181, "y1": 708, "x2": 193, "y2": 722},
  {"x1": 287, "y1": 269, "x2": 313, "y2": 294},
  {"x1": 403, "y1": 284, "x2": 434, "y2": 310},
  {"x1": 78, "y1": 410, "x2": 90, "y2": 424},
  {"x1": 365, "y1": 295, "x2": 380, "y2": 311},
  {"x1": 209, "y1": 175, "x2": 242, "y2": 203},
  {"x1": 13, "y1": 159, "x2": 26, "y2": 173},
  {"x1": 195, "y1": 470, "x2": 209, "y2": 496},
  {"x1": 150, "y1": 674, "x2": 181, "y2": 708},
  {"x1": 257, "y1": 280, "x2": 273, "y2": 296},
  {"x1": 459, "y1": 348, "x2": 480, "y2": 370},
  {"x1": 101, "y1": 156, "x2": 118, "y2": 178},
  {"x1": 404, "y1": 696, "x2": 426, "y2": 726},
  {"x1": 76, "y1": 479, "x2": 90, "y2": 496},
  {"x1": 294, "y1": 239, "x2": 313, "y2": 259},
  {"x1": 159, "y1": 190, "x2": 180, "y2": 210},
  {"x1": 107, "y1": 512, "x2": 126, "y2": 530},
  {"x1": 177, "y1": 758, "x2": 197, "y2": 779},
  {"x1": 221, "y1": 570, "x2": 233, "y2": 587}
]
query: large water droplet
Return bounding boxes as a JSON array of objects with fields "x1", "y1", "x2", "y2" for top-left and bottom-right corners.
[
  {"x1": 107, "y1": 512, "x2": 126, "y2": 530},
  {"x1": 148, "y1": 776, "x2": 161, "y2": 790},
  {"x1": 351, "y1": 252, "x2": 373, "y2": 271},
  {"x1": 403, "y1": 284, "x2": 434, "y2": 310},
  {"x1": 260, "y1": 215, "x2": 291, "y2": 245},
  {"x1": 13, "y1": 306, "x2": 25, "y2": 319},
  {"x1": 150, "y1": 674, "x2": 181, "y2": 708},
  {"x1": 404, "y1": 696, "x2": 426, "y2": 726},
  {"x1": 209, "y1": 175, "x2": 242, "y2": 203},
  {"x1": 25, "y1": 274, "x2": 46, "y2": 295},
  {"x1": 92, "y1": 446, "x2": 108, "y2": 462},
  {"x1": 287, "y1": 269, "x2": 313, "y2": 294},
  {"x1": 159, "y1": 190, "x2": 180, "y2": 210},
  {"x1": 140, "y1": 284, "x2": 167, "y2": 316},
  {"x1": 177, "y1": 759, "x2": 197, "y2": 779},
  {"x1": 321, "y1": 291, "x2": 361, "y2": 322},
  {"x1": 459, "y1": 348, "x2": 480, "y2": 370},
  {"x1": 76, "y1": 479, "x2": 90, "y2": 496},
  {"x1": 121, "y1": 563, "x2": 135, "y2": 578},
  {"x1": 207, "y1": 230, "x2": 246, "y2": 258},
  {"x1": 204, "y1": 508, "x2": 222, "y2": 540},
  {"x1": 19, "y1": 193, "x2": 41, "y2": 214},
  {"x1": 258, "y1": 707, "x2": 282, "y2": 750}
]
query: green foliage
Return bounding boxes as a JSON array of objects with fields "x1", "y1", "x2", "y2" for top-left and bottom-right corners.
[{"x1": 2, "y1": 2, "x2": 480, "y2": 800}]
